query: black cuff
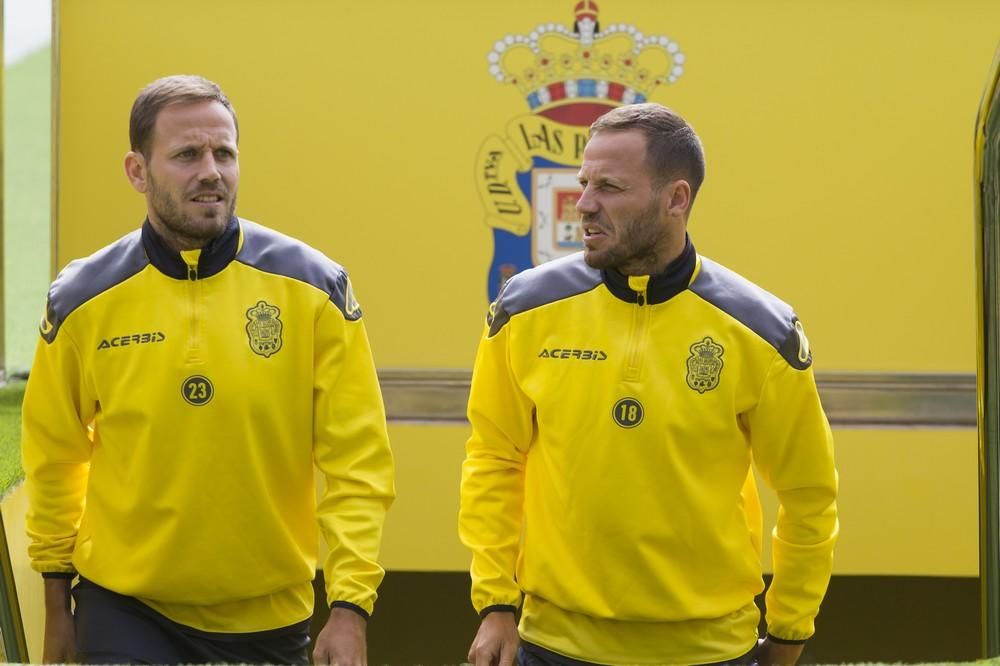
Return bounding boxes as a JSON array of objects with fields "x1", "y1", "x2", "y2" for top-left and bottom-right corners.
[
  {"x1": 766, "y1": 633, "x2": 807, "y2": 645},
  {"x1": 479, "y1": 604, "x2": 517, "y2": 618},
  {"x1": 330, "y1": 601, "x2": 369, "y2": 621},
  {"x1": 41, "y1": 572, "x2": 77, "y2": 580}
]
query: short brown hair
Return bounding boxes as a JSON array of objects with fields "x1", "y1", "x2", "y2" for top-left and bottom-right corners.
[
  {"x1": 590, "y1": 103, "x2": 705, "y2": 201},
  {"x1": 129, "y1": 75, "x2": 238, "y2": 157}
]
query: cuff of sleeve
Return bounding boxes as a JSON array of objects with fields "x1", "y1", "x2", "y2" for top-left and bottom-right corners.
[
  {"x1": 330, "y1": 601, "x2": 369, "y2": 621},
  {"x1": 41, "y1": 572, "x2": 77, "y2": 580},
  {"x1": 766, "y1": 633, "x2": 807, "y2": 645},
  {"x1": 479, "y1": 604, "x2": 517, "y2": 618}
]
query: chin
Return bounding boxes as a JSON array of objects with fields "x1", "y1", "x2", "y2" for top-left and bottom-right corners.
[{"x1": 583, "y1": 251, "x2": 607, "y2": 269}]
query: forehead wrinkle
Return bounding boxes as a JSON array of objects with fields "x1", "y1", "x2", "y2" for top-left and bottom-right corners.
[
  {"x1": 153, "y1": 106, "x2": 236, "y2": 152},
  {"x1": 579, "y1": 160, "x2": 631, "y2": 186},
  {"x1": 161, "y1": 127, "x2": 236, "y2": 152}
]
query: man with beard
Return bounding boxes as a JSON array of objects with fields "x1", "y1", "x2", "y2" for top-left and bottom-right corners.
[
  {"x1": 460, "y1": 104, "x2": 838, "y2": 666},
  {"x1": 22, "y1": 75, "x2": 395, "y2": 665}
]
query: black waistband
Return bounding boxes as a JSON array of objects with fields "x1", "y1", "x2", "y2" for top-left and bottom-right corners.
[{"x1": 520, "y1": 639, "x2": 758, "y2": 666}]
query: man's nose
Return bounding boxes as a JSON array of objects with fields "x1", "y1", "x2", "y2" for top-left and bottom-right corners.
[
  {"x1": 196, "y1": 153, "x2": 221, "y2": 182},
  {"x1": 576, "y1": 187, "x2": 598, "y2": 214}
]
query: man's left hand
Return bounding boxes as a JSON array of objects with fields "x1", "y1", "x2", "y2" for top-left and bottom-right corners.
[
  {"x1": 754, "y1": 637, "x2": 804, "y2": 666},
  {"x1": 313, "y1": 607, "x2": 368, "y2": 666}
]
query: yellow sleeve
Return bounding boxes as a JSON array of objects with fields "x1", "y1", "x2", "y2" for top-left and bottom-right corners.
[
  {"x1": 459, "y1": 320, "x2": 534, "y2": 613},
  {"x1": 746, "y1": 352, "x2": 839, "y2": 642},
  {"x1": 22, "y1": 321, "x2": 95, "y2": 575},
  {"x1": 313, "y1": 301, "x2": 395, "y2": 616}
]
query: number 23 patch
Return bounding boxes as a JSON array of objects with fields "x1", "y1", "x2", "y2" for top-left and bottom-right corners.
[{"x1": 181, "y1": 375, "x2": 214, "y2": 406}]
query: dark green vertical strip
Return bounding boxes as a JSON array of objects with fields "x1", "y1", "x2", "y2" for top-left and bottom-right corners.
[
  {"x1": 0, "y1": 0, "x2": 5, "y2": 383},
  {"x1": 976, "y1": 42, "x2": 1000, "y2": 660},
  {"x1": 0, "y1": 1, "x2": 6, "y2": 654},
  {"x1": 0, "y1": 512, "x2": 27, "y2": 662},
  {"x1": 0, "y1": 3, "x2": 30, "y2": 658},
  {"x1": 0, "y1": 8, "x2": 28, "y2": 657}
]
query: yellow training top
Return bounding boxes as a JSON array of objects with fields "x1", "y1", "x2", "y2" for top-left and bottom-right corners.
[
  {"x1": 460, "y1": 239, "x2": 838, "y2": 665},
  {"x1": 23, "y1": 217, "x2": 395, "y2": 632}
]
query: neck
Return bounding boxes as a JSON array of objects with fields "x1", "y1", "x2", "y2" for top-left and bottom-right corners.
[
  {"x1": 619, "y1": 232, "x2": 687, "y2": 276},
  {"x1": 147, "y1": 216, "x2": 212, "y2": 252}
]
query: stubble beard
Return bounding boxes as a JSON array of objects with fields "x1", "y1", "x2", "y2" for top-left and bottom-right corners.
[
  {"x1": 582, "y1": 196, "x2": 665, "y2": 275},
  {"x1": 148, "y1": 174, "x2": 236, "y2": 249}
]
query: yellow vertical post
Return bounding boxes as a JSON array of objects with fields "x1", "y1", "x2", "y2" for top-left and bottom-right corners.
[{"x1": 975, "y1": 41, "x2": 1000, "y2": 659}]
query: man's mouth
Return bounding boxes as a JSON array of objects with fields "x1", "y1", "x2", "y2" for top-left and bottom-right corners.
[
  {"x1": 582, "y1": 222, "x2": 607, "y2": 240},
  {"x1": 191, "y1": 193, "x2": 224, "y2": 203}
]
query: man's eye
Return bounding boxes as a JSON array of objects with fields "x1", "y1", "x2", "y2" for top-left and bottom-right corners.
[
  {"x1": 176, "y1": 149, "x2": 195, "y2": 159},
  {"x1": 214, "y1": 149, "x2": 234, "y2": 160}
]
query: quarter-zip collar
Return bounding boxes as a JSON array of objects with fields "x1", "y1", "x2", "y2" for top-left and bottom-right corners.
[
  {"x1": 602, "y1": 234, "x2": 697, "y2": 305},
  {"x1": 141, "y1": 216, "x2": 240, "y2": 280}
]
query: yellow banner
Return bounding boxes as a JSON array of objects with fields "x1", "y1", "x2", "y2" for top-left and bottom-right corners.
[{"x1": 476, "y1": 115, "x2": 590, "y2": 235}]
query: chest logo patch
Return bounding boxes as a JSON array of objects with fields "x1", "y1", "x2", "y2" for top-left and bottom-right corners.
[
  {"x1": 246, "y1": 301, "x2": 283, "y2": 358},
  {"x1": 686, "y1": 337, "x2": 724, "y2": 393},
  {"x1": 613, "y1": 397, "x2": 644, "y2": 428}
]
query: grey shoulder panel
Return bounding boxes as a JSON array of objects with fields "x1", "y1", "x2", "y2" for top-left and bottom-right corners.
[
  {"x1": 689, "y1": 257, "x2": 812, "y2": 369},
  {"x1": 236, "y1": 219, "x2": 361, "y2": 320},
  {"x1": 487, "y1": 253, "x2": 602, "y2": 336},
  {"x1": 41, "y1": 230, "x2": 148, "y2": 343}
]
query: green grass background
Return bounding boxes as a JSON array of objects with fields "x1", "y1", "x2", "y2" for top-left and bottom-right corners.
[
  {"x1": 4, "y1": 46, "x2": 51, "y2": 377},
  {"x1": 0, "y1": 380, "x2": 24, "y2": 494},
  {"x1": 1, "y1": 46, "x2": 52, "y2": 496}
]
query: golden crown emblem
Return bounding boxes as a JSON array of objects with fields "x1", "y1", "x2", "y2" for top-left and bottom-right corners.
[
  {"x1": 691, "y1": 336, "x2": 724, "y2": 359},
  {"x1": 487, "y1": 1, "x2": 685, "y2": 112}
]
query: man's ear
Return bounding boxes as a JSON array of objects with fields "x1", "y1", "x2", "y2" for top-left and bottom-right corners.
[
  {"x1": 662, "y1": 179, "x2": 692, "y2": 220},
  {"x1": 124, "y1": 151, "x2": 149, "y2": 194}
]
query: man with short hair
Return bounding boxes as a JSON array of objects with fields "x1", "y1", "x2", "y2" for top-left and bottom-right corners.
[
  {"x1": 23, "y1": 75, "x2": 395, "y2": 665},
  {"x1": 460, "y1": 103, "x2": 838, "y2": 666}
]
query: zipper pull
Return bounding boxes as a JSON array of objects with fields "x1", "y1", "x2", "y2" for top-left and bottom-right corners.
[
  {"x1": 627, "y1": 274, "x2": 650, "y2": 306},
  {"x1": 180, "y1": 249, "x2": 201, "y2": 281}
]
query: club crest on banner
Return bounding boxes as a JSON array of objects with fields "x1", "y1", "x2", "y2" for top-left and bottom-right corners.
[{"x1": 475, "y1": 1, "x2": 687, "y2": 300}]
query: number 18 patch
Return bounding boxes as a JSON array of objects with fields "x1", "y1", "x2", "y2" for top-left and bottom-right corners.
[{"x1": 613, "y1": 397, "x2": 644, "y2": 428}]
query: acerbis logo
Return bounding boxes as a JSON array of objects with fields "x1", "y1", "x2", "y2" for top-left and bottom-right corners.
[
  {"x1": 538, "y1": 348, "x2": 607, "y2": 361},
  {"x1": 97, "y1": 332, "x2": 166, "y2": 350}
]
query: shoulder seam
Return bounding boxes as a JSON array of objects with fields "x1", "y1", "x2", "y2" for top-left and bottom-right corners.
[
  {"x1": 490, "y1": 281, "x2": 602, "y2": 337},
  {"x1": 60, "y1": 267, "x2": 146, "y2": 320},
  {"x1": 505, "y1": 280, "x2": 603, "y2": 318},
  {"x1": 687, "y1": 287, "x2": 810, "y2": 370},
  {"x1": 687, "y1": 287, "x2": 778, "y2": 350},
  {"x1": 234, "y1": 259, "x2": 341, "y2": 302},
  {"x1": 46, "y1": 264, "x2": 149, "y2": 344}
]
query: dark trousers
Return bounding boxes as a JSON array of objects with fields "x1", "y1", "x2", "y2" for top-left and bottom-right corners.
[
  {"x1": 519, "y1": 640, "x2": 759, "y2": 666},
  {"x1": 73, "y1": 578, "x2": 311, "y2": 665}
]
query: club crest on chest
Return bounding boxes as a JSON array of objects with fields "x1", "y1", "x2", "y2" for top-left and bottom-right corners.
[
  {"x1": 246, "y1": 300, "x2": 283, "y2": 358},
  {"x1": 686, "y1": 336, "x2": 724, "y2": 393}
]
